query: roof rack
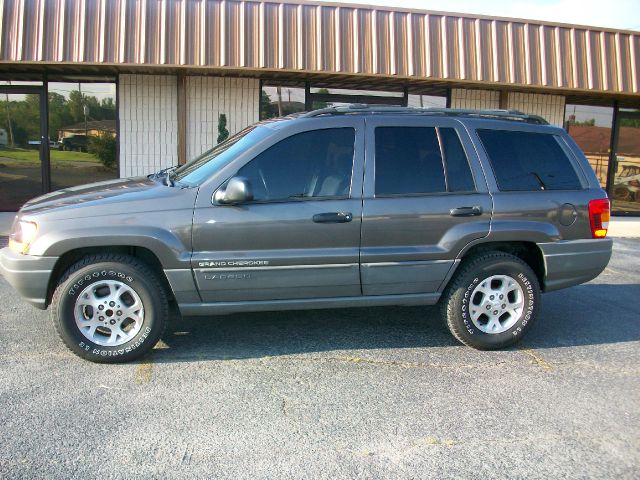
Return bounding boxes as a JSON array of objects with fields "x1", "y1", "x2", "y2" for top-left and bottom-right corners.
[{"x1": 299, "y1": 104, "x2": 549, "y2": 125}]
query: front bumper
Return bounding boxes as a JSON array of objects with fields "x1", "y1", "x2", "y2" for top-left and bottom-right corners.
[
  {"x1": 539, "y1": 238, "x2": 613, "y2": 292},
  {"x1": 0, "y1": 247, "x2": 58, "y2": 309}
]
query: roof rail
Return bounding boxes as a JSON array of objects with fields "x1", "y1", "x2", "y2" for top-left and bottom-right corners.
[{"x1": 299, "y1": 104, "x2": 549, "y2": 125}]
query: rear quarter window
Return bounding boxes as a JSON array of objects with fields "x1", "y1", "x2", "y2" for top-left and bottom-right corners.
[{"x1": 477, "y1": 129, "x2": 583, "y2": 191}]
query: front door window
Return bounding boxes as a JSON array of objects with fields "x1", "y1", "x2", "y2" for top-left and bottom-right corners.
[{"x1": 236, "y1": 128, "x2": 355, "y2": 201}]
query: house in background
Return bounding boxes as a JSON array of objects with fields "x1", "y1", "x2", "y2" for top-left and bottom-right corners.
[{"x1": 57, "y1": 120, "x2": 117, "y2": 142}]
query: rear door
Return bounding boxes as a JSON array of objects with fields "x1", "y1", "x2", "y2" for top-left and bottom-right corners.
[
  {"x1": 361, "y1": 116, "x2": 492, "y2": 295},
  {"x1": 191, "y1": 117, "x2": 365, "y2": 302}
]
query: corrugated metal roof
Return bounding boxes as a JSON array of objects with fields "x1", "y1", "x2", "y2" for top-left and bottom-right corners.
[{"x1": 0, "y1": 0, "x2": 638, "y2": 96}]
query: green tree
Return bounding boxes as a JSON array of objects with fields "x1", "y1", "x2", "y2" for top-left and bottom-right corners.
[
  {"x1": 67, "y1": 90, "x2": 85, "y2": 123},
  {"x1": 312, "y1": 88, "x2": 330, "y2": 109},
  {"x1": 48, "y1": 92, "x2": 73, "y2": 140},
  {"x1": 260, "y1": 89, "x2": 272, "y2": 120},
  {"x1": 217, "y1": 113, "x2": 229, "y2": 144},
  {"x1": 99, "y1": 97, "x2": 116, "y2": 120}
]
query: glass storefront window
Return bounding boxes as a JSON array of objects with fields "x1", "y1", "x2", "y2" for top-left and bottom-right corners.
[
  {"x1": 0, "y1": 92, "x2": 43, "y2": 211},
  {"x1": 564, "y1": 104, "x2": 613, "y2": 188},
  {"x1": 261, "y1": 85, "x2": 306, "y2": 119},
  {"x1": 612, "y1": 109, "x2": 640, "y2": 214},
  {"x1": 407, "y1": 94, "x2": 447, "y2": 108},
  {"x1": 48, "y1": 82, "x2": 118, "y2": 190},
  {"x1": 309, "y1": 87, "x2": 404, "y2": 108}
]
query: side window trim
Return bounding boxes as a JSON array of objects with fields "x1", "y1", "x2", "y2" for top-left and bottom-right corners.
[{"x1": 435, "y1": 127, "x2": 450, "y2": 192}]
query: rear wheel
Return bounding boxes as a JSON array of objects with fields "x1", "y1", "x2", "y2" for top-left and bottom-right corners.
[
  {"x1": 50, "y1": 254, "x2": 168, "y2": 363},
  {"x1": 441, "y1": 252, "x2": 540, "y2": 350}
]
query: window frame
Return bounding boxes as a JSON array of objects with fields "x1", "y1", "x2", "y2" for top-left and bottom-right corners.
[
  {"x1": 372, "y1": 125, "x2": 478, "y2": 198},
  {"x1": 207, "y1": 120, "x2": 365, "y2": 207}
]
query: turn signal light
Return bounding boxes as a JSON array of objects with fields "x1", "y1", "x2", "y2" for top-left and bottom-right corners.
[{"x1": 588, "y1": 199, "x2": 610, "y2": 239}]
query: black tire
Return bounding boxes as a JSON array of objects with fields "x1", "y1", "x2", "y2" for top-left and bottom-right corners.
[
  {"x1": 440, "y1": 251, "x2": 541, "y2": 350},
  {"x1": 50, "y1": 254, "x2": 168, "y2": 363}
]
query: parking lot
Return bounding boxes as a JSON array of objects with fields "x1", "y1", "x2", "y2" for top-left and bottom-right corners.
[{"x1": 0, "y1": 238, "x2": 638, "y2": 479}]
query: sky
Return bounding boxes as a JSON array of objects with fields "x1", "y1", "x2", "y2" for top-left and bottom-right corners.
[{"x1": 316, "y1": 0, "x2": 640, "y2": 31}]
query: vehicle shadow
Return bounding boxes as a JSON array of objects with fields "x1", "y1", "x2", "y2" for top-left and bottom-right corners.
[{"x1": 148, "y1": 282, "x2": 639, "y2": 363}]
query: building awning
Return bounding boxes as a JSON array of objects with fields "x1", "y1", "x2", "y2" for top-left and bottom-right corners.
[{"x1": 0, "y1": 0, "x2": 638, "y2": 99}]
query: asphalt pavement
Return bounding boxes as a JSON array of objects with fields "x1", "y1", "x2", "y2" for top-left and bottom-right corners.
[{"x1": 0, "y1": 239, "x2": 638, "y2": 479}]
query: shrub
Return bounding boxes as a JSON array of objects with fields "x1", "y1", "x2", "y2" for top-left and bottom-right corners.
[
  {"x1": 217, "y1": 113, "x2": 229, "y2": 144},
  {"x1": 89, "y1": 132, "x2": 117, "y2": 169}
]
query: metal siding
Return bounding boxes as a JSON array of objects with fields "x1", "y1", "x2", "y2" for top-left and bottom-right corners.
[
  {"x1": 356, "y1": 8, "x2": 372, "y2": 74},
  {"x1": 527, "y1": 24, "x2": 542, "y2": 86},
  {"x1": 338, "y1": 7, "x2": 355, "y2": 73},
  {"x1": 318, "y1": 6, "x2": 336, "y2": 72},
  {"x1": 460, "y1": 17, "x2": 477, "y2": 81},
  {"x1": 0, "y1": 0, "x2": 638, "y2": 96},
  {"x1": 510, "y1": 23, "x2": 526, "y2": 85},
  {"x1": 572, "y1": 29, "x2": 588, "y2": 90},
  {"x1": 428, "y1": 15, "x2": 443, "y2": 79},
  {"x1": 281, "y1": 3, "x2": 298, "y2": 70},
  {"x1": 478, "y1": 19, "x2": 495, "y2": 82},
  {"x1": 410, "y1": 13, "x2": 427, "y2": 78}
]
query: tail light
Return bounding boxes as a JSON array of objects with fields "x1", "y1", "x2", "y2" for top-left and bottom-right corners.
[{"x1": 588, "y1": 198, "x2": 610, "y2": 238}]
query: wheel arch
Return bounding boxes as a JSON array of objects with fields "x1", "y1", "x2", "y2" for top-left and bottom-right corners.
[
  {"x1": 451, "y1": 241, "x2": 546, "y2": 291},
  {"x1": 46, "y1": 246, "x2": 174, "y2": 308}
]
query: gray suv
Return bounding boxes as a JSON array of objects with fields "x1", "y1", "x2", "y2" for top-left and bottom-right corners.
[{"x1": 0, "y1": 106, "x2": 613, "y2": 363}]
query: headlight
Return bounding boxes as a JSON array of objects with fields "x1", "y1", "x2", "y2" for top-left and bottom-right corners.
[{"x1": 8, "y1": 220, "x2": 38, "y2": 254}]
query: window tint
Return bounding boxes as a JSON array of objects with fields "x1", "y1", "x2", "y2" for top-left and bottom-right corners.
[
  {"x1": 477, "y1": 129, "x2": 582, "y2": 191},
  {"x1": 440, "y1": 128, "x2": 475, "y2": 192},
  {"x1": 375, "y1": 127, "x2": 446, "y2": 195},
  {"x1": 236, "y1": 128, "x2": 354, "y2": 201}
]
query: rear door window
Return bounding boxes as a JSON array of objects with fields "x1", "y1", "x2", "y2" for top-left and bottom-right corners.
[
  {"x1": 375, "y1": 127, "x2": 446, "y2": 195},
  {"x1": 477, "y1": 129, "x2": 582, "y2": 191},
  {"x1": 374, "y1": 126, "x2": 476, "y2": 195}
]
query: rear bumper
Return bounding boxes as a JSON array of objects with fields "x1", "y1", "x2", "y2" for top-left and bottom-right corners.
[
  {"x1": 539, "y1": 239, "x2": 613, "y2": 292},
  {"x1": 0, "y1": 247, "x2": 58, "y2": 309}
]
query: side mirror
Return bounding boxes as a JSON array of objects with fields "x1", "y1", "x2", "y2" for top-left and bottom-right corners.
[{"x1": 214, "y1": 176, "x2": 254, "y2": 204}]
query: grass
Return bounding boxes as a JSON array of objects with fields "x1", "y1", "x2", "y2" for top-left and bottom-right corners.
[{"x1": 0, "y1": 148, "x2": 98, "y2": 163}]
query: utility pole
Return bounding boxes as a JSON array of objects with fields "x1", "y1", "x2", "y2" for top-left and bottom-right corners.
[
  {"x1": 79, "y1": 83, "x2": 88, "y2": 138},
  {"x1": 4, "y1": 92, "x2": 15, "y2": 147},
  {"x1": 276, "y1": 86, "x2": 283, "y2": 116}
]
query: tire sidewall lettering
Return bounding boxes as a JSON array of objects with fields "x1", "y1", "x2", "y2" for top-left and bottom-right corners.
[
  {"x1": 82, "y1": 326, "x2": 152, "y2": 357},
  {"x1": 68, "y1": 269, "x2": 134, "y2": 296},
  {"x1": 461, "y1": 277, "x2": 479, "y2": 334}
]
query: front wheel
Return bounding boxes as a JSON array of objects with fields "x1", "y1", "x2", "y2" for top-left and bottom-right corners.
[
  {"x1": 441, "y1": 252, "x2": 541, "y2": 350},
  {"x1": 50, "y1": 254, "x2": 168, "y2": 363}
]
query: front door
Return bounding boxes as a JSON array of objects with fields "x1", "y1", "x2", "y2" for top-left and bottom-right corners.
[
  {"x1": 609, "y1": 109, "x2": 640, "y2": 215},
  {"x1": 0, "y1": 89, "x2": 48, "y2": 211},
  {"x1": 191, "y1": 118, "x2": 365, "y2": 302},
  {"x1": 360, "y1": 116, "x2": 492, "y2": 295}
]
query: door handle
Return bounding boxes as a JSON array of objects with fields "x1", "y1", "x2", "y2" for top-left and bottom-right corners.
[
  {"x1": 312, "y1": 212, "x2": 353, "y2": 223},
  {"x1": 450, "y1": 206, "x2": 483, "y2": 217}
]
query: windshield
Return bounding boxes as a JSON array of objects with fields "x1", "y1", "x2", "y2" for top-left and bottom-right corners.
[{"x1": 174, "y1": 125, "x2": 269, "y2": 186}]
